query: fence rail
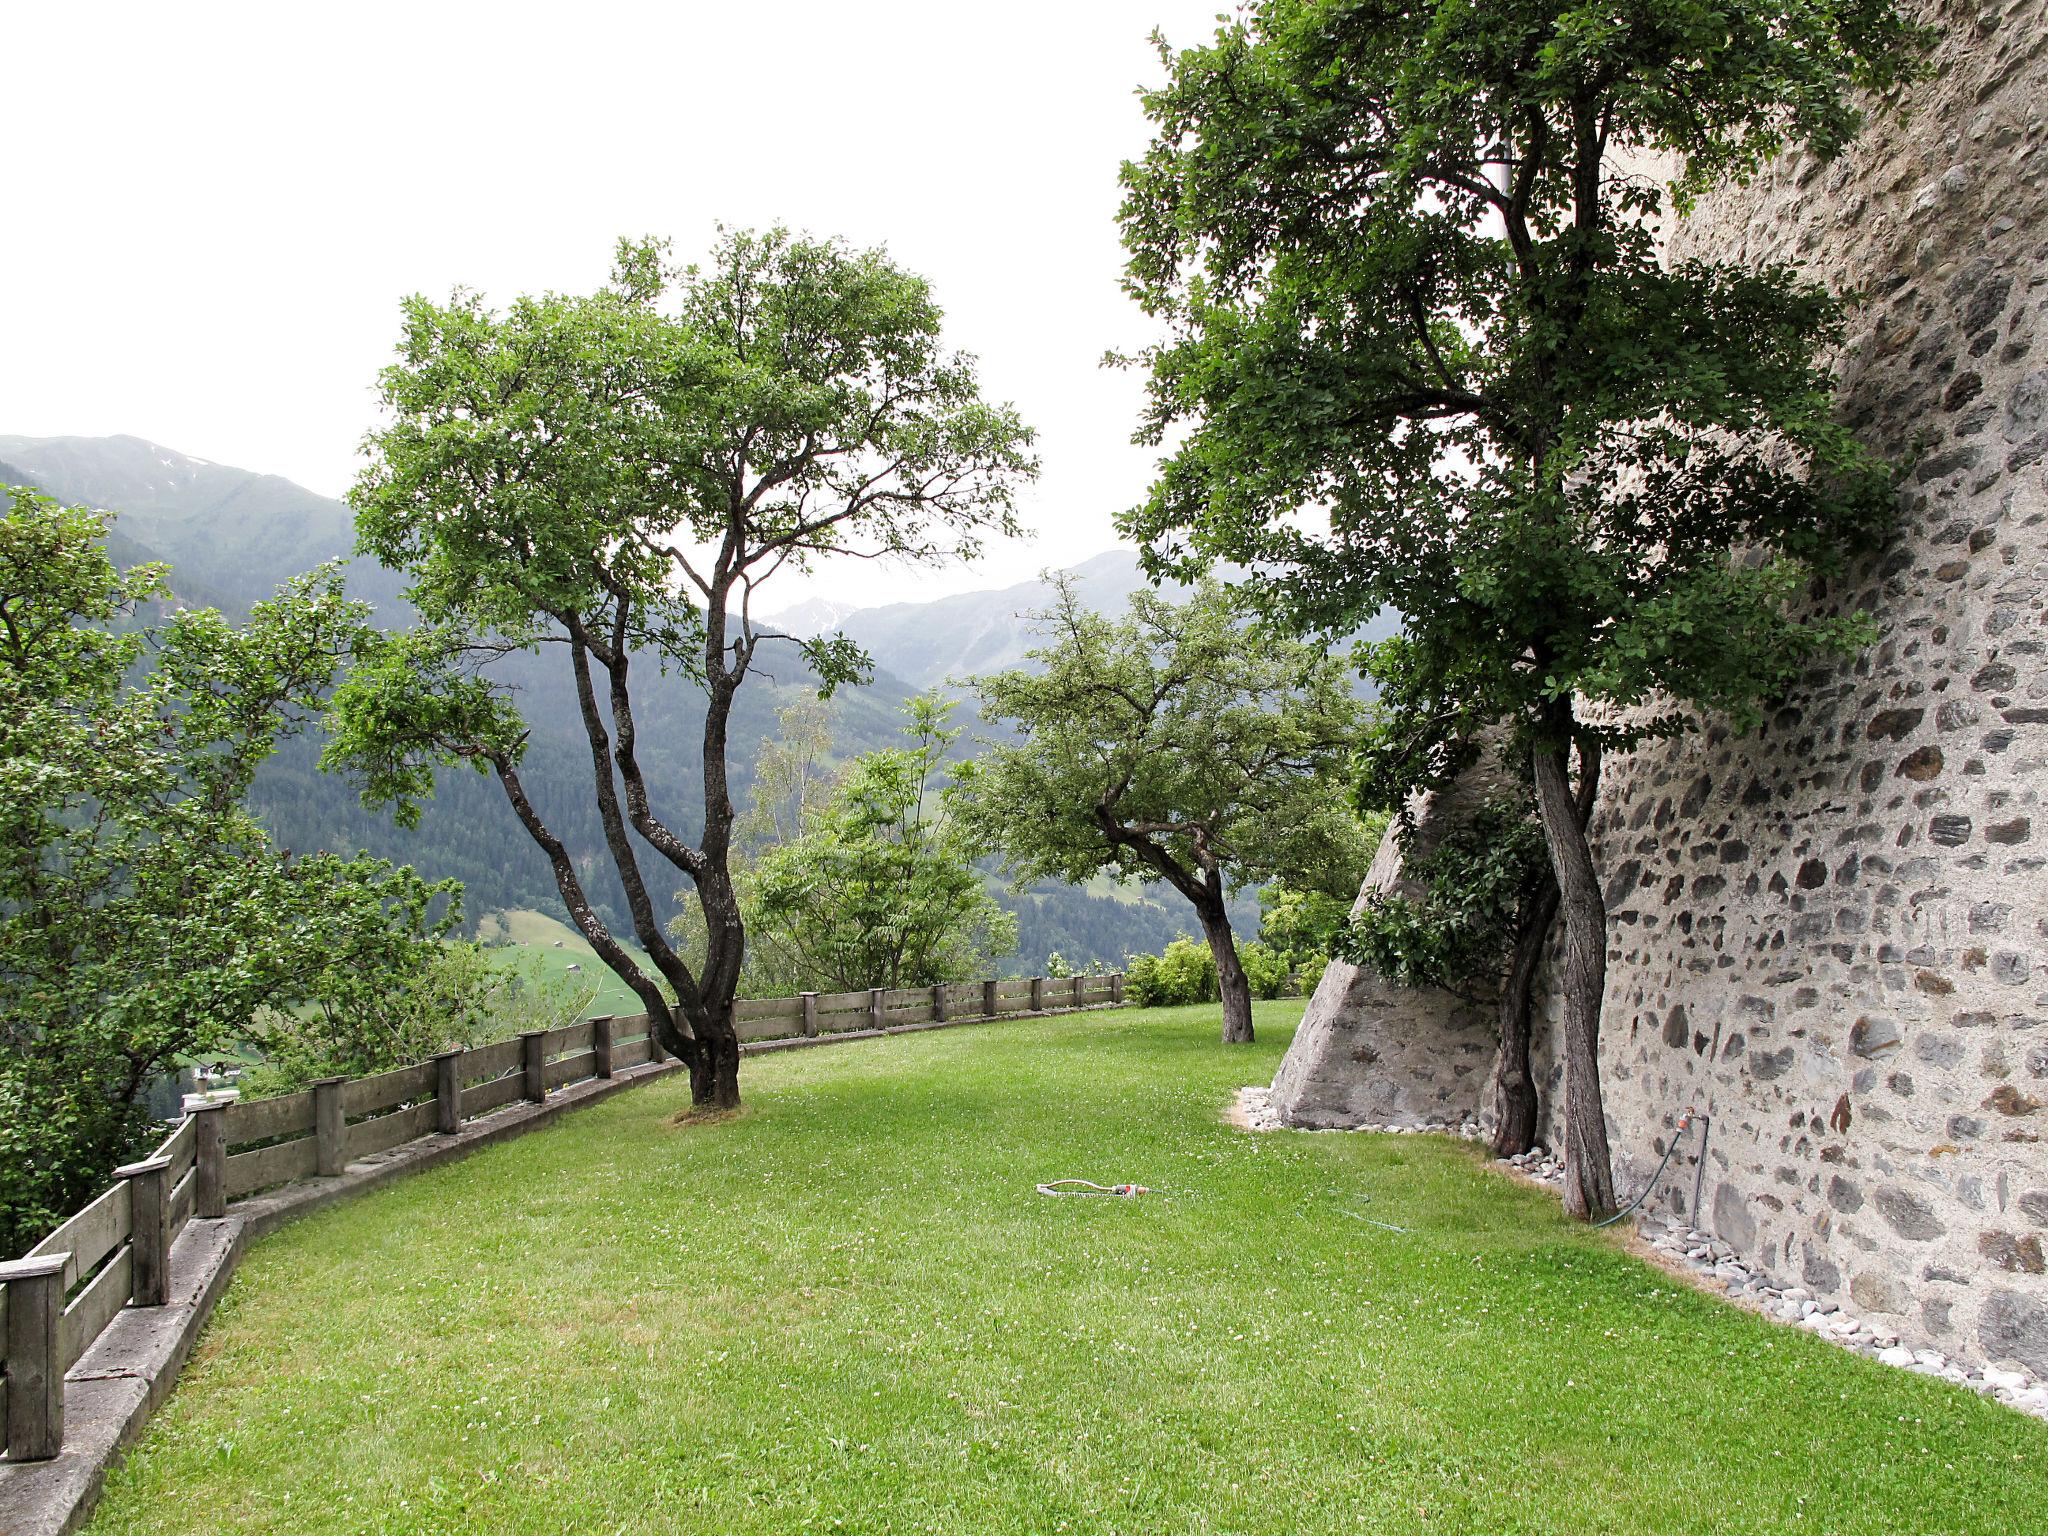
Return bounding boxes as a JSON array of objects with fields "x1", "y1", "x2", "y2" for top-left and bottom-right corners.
[{"x1": 0, "y1": 970, "x2": 1124, "y2": 1462}]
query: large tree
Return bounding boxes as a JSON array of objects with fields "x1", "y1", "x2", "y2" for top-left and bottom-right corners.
[
  {"x1": 1118, "y1": 0, "x2": 1921, "y2": 1213},
  {"x1": 327, "y1": 230, "x2": 1035, "y2": 1109},
  {"x1": 964, "y1": 580, "x2": 1369, "y2": 1044},
  {"x1": 0, "y1": 488, "x2": 454, "y2": 1256}
]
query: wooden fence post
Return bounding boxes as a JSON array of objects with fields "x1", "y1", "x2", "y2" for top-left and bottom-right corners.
[
  {"x1": 801, "y1": 992, "x2": 819, "y2": 1038},
  {"x1": 982, "y1": 978, "x2": 998, "y2": 1018},
  {"x1": 117, "y1": 1155, "x2": 173, "y2": 1307},
  {"x1": 0, "y1": 1252, "x2": 68, "y2": 1460},
  {"x1": 647, "y1": 1016, "x2": 668, "y2": 1063},
  {"x1": 313, "y1": 1076, "x2": 347, "y2": 1177},
  {"x1": 192, "y1": 1101, "x2": 228, "y2": 1219},
  {"x1": 592, "y1": 1016, "x2": 615, "y2": 1079},
  {"x1": 1111, "y1": 972, "x2": 1125, "y2": 1004},
  {"x1": 1071, "y1": 975, "x2": 1084, "y2": 1009},
  {"x1": 868, "y1": 988, "x2": 886, "y2": 1031},
  {"x1": 433, "y1": 1049, "x2": 463, "y2": 1134},
  {"x1": 932, "y1": 983, "x2": 948, "y2": 1023},
  {"x1": 521, "y1": 1030, "x2": 548, "y2": 1102},
  {"x1": 1030, "y1": 976, "x2": 1045, "y2": 1012}
]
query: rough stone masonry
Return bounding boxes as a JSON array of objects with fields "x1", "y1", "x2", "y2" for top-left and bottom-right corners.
[{"x1": 1270, "y1": 0, "x2": 2048, "y2": 1376}]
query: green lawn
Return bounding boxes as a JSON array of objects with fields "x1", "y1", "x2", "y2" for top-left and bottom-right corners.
[
  {"x1": 476, "y1": 907, "x2": 652, "y2": 1016},
  {"x1": 86, "y1": 1003, "x2": 2042, "y2": 1535}
]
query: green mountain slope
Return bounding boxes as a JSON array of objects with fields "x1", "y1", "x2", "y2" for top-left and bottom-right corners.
[
  {"x1": 0, "y1": 434, "x2": 1258, "y2": 967},
  {"x1": 771, "y1": 549, "x2": 1402, "y2": 695}
]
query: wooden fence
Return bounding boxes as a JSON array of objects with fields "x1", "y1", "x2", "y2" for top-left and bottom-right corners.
[{"x1": 0, "y1": 971, "x2": 1124, "y2": 1462}]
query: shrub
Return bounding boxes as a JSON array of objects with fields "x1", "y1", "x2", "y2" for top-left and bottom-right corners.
[
  {"x1": 1238, "y1": 940, "x2": 1292, "y2": 1000},
  {"x1": 1125, "y1": 936, "x2": 1219, "y2": 1007}
]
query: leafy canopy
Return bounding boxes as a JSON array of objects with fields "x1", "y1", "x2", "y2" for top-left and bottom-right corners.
[
  {"x1": 745, "y1": 694, "x2": 1017, "y2": 992},
  {"x1": 329, "y1": 226, "x2": 1038, "y2": 827},
  {"x1": 1341, "y1": 793, "x2": 1550, "y2": 1001},
  {"x1": 965, "y1": 579, "x2": 1371, "y2": 904},
  {"x1": 1119, "y1": 0, "x2": 1923, "y2": 774},
  {"x1": 0, "y1": 487, "x2": 455, "y2": 1255}
]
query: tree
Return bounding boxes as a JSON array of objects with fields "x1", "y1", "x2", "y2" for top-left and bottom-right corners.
[
  {"x1": 964, "y1": 580, "x2": 1368, "y2": 1044},
  {"x1": 326, "y1": 229, "x2": 1036, "y2": 1109},
  {"x1": 1257, "y1": 808, "x2": 1388, "y2": 976},
  {"x1": 1118, "y1": 1, "x2": 1922, "y2": 1212},
  {"x1": 746, "y1": 694, "x2": 1017, "y2": 991},
  {"x1": 0, "y1": 487, "x2": 455, "y2": 1256}
]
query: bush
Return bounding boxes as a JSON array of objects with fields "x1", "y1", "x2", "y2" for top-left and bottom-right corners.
[
  {"x1": 1238, "y1": 940, "x2": 1292, "y2": 1000},
  {"x1": 1125, "y1": 936, "x2": 1219, "y2": 1007}
]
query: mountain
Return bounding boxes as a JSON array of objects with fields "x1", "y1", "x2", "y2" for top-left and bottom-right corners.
[
  {"x1": 769, "y1": 550, "x2": 1172, "y2": 689},
  {"x1": 0, "y1": 434, "x2": 1249, "y2": 967},
  {"x1": 0, "y1": 434, "x2": 408, "y2": 618},
  {"x1": 761, "y1": 594, "x2": 862, "y2": 637},
  {"x1": 0, "y1": 435, "x2": 929, "y2": 927}
]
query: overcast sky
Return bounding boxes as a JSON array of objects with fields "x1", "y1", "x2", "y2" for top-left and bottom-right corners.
[{"x1": 1, "y1": 0, "x2": 1228, "y2": 607}]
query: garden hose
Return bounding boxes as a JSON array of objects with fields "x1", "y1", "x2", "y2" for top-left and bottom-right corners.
[{"x1": 1592, "y1": 1109, "x2": 1711, "y2": 1230}]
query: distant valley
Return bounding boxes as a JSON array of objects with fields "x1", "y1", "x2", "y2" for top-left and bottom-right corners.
[{"x1": 0, "y1": 434, "x2": 1292, "y2": 968}]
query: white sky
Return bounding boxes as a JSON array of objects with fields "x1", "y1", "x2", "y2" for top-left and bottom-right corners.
[{"x1": 0, "y1": 0, "x2": 1230, "y2": 607}]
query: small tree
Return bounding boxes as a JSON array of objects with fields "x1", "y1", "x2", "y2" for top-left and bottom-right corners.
[
  {"x1": 1118, "y1": 1, "x2": 1921, "y2": 1211},
  {"x1": 328, "y1": 230, "x2": 1034, "y2": 1108},
  {"x1": 1257, "y1": 808, "x2": 1388, "y2": 977},
  {"x1": 0, "y1": 488, "x2": 454, "y2": 1255},
  {"x1": 965, "y1": 580, "x2": 1368, "y2": 1044},
  {"x1": 747, "y1": 694, "x2": 1016, "y2": 991},
  {"x1": 701, "y1": 697, "x2": 842, "y2": 995}
]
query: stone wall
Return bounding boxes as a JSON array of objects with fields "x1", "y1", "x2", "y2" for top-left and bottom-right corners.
[{"x1": 1272, "y1": 0, "x2": 2048, "y2": 1374}]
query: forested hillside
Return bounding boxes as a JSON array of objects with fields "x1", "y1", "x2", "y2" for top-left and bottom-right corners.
[{"x1": 0, "y1": 434, "x2": 1243, "y2": 965}]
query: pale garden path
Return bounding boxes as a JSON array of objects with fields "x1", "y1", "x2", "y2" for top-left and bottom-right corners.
[{"x1": 85, "y1": 1005, "x2": 2043, "y2": 1535}]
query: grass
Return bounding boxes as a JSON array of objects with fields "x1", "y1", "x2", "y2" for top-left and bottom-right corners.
[
  {"x1": 476, "y1": 908, "x2": 652, "y2": 1016},
  {"x1": 86, "y1": 1003, "x2": 2043, "y2": 1535}
]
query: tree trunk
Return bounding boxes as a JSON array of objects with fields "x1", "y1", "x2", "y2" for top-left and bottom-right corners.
[
  {"x1": 1198, "y1": 899, "x2": 1255, "y2": 1046},
  {"x1": 1488, "y1": 872, "x2": 1558, "y2": 1158},
  {"x1": 1530, "y1": 733, "x2": 1615, "y2": 1219},
  {"x1": 678, "y1": 994, "x2": 742, "y2": 1110}
]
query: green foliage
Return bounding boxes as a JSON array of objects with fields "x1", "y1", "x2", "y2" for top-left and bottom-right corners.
[
  {"x1": 328, "y1": 227, "x2": 1035, "y2": 1099},
  {"x1": 745, "y1": 695, "x2": 1017, "y2": 991},
  {"x1": 0, "y1": 487, "x2": 457, "y2": 1256},
  {"x1": 712, "y1": 699, "x2": 844, "y2": 994},
  {"x1": 331, "y1": 224, "x2": 1037, "y2": 829},
  {"x1": 1256, "y1": 808, "x2": 1388, "y2": 977},
  {"x1": 1237, "y1": 939, "x2": 1293, "y2": 1000},
  {"x1": 242, "y1": 944, "x2": 598, "y2": 1096},
  {"x1": 1341, "y1": 796, "x2": 1550, "y2": 998},
  {"x1": 1257, "y1": 885, "x2": 1352, "y2": 970},
  {"x1": 967, "y1": 579, "x2": 1365, "y2": 1040},
  {"x1": 1125, "y1": 937, "x2": 1219, "y2": 1007},
  {"x1": 965, "y1": 579, "x2": 1370, "y2": 906},
  {"x1": 1119, "y1": 0, "x2": 1922, "y2": 777},
  {"x1": 1122, "y1": 933, "x2": 1289, "y2": 1006}
]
